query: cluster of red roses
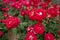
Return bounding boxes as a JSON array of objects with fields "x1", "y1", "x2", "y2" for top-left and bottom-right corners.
[
  {"x1": 25, "y1": 23, "x2": 54, "y2": 40},
  {"x1": 2, "y1": 0, "x2": 52, "y2": 10},
  {"x1": 0, "y1": 0, "x2": 60, "y2": 40}
]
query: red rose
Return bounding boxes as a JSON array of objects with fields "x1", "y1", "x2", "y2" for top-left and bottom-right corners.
[
  {"x1": 44, "y1": 0, "x2": 52, "y2": 4},
  {"x1": 34, "y1": 23, "x2": 44, "y2": 34},
  {"x1": 48, "y1": 7, "x2": 58, "y2": 18},
  {"x1": 5, "y1": 16, "x2": 20, "y2": 29},
  {"x1": 2, "y1": 0, "x2": 10, "y2": 5},
  {"x1": 52, "y1": 4, "x2": 58, "y2": 8},
  {"x1": 58, "y1": 7, "x2": 60, "y2": 16},
  {"x1": 25, "y1": 32, "x2": 37, "y2": 40},
  {"x1": 10, "y1": 0, "x2": 16, "y2": 2},
  {"x1": 40, "y1": 2, "x2": 48, "y2": 9},
  {"x1": 2, "y1": 7, "x2": 8, "y2": 12},
  {"x1": 44, "y1": 33, "x2": 54, "y2": 40},
  {"x1": 3, "y1": 13, "x2": 8, "y2": 18},
  {"x1": 10, "y1": 2, "x2": 22, "y2": 10},
  {"x1": 35, "y1": 8, "x2": 47, "y2": 21},
  {"x1": 28, "y1": 8, "x2": 47, "y2": 22},
  {"x1": 0, "y1": 31, "x2": 3, "y2": 37},
  {"x1": 26, "y1": 26, "x2": 34, "y2": 32},
  {"x1": 28, "y1": 8, "x2": 36, "y2": 20},
  {"x1": 26, "y1": 26, "x2": 36, "y2": 34},
  {"x1": 30, "y1": 0, "x2": 41, "y2": 4},
  {"x1": 19, "y1": 10, "x2": 26, "y2": 16},
  {"x1": 30, "y1": 0, "x2": 41, "y2": 7},
  {"x1": 58, "y1": 30, "x2": 60, "y2": 36},
  {"x1": 21, "y1": 0, "x2": 31, "y2": 7}
]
